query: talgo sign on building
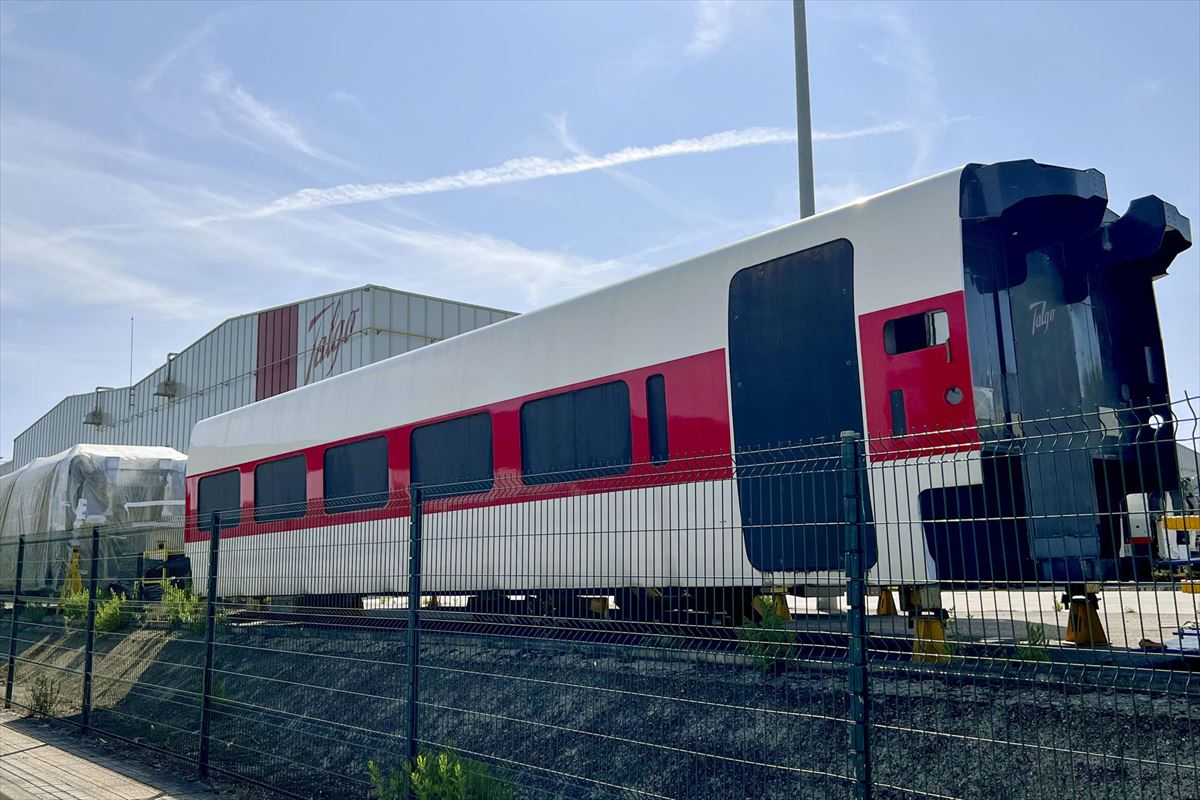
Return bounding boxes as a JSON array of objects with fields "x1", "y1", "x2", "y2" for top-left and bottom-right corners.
[{"x1": 256, "y1": 293, "x2": 361, "y2": 401}]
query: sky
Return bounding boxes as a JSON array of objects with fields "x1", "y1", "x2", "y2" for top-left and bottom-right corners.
[{"x1": 1, "y1": 0, "x2": 1197, "y2": 460}]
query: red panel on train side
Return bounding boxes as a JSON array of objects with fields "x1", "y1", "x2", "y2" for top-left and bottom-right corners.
[
  {"x1": 859, "y1": 291, "x2": 979, "y2": 459},
  {"x1": 184, "y1": 348, "x2": 733, "y2": 543},
  {"x1": 255, "y1": 304, "x2": 298, "y2": 401}
]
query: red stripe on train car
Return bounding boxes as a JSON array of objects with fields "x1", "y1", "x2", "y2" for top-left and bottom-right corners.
[{"x1": 185, "y1": 349, "x2": 733, "y2": 543}]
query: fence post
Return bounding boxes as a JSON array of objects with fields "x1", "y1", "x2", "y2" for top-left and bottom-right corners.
[
  {"x1": 81, "y1": 526, "x2": 101, "y2": 731},
  {"x1": 198, "y1": 512, "x2": 221, "y2": 779},
  {"x1": 4, "y1": 535, "x2": 26, "y2": 709},
  {"x1": 406, "y1": 486, "x2": 424, "y2": 769},
  {"x1": 841, "y1": 431, "x2": 872, "y2": 800}
]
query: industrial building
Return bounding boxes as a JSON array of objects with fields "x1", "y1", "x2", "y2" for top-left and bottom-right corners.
[{"x1": 7, "y1": 285, "x2": 515, "y2": 471}]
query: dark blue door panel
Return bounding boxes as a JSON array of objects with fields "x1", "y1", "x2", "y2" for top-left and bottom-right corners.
[{"x1": 728, "y1": 239, "x2": 875, "y2": 573}]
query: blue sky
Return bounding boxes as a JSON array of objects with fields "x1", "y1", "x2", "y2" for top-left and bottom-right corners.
[{"x1": 1, "y1": 0, "x2": 1197, "y2": 459}]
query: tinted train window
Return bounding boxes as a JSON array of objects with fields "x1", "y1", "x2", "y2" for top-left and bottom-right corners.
[
  {"x1": 884, "y1": 309, "x2": 949, "y2": 355},
  {"x1": 198, "y1": 469, "x2": 241, "y2": 530},
  {"x1": 254, "y1": 455, "x2": 307, "y2": 522},
  {"x1": 324, "y1": 436, "x2": 389, "y2": 513},
  {"x1": 646, "y1": 374, "x2": 669, "y2": 465},
  {"x1": 411, "y1": 413, "x2": 494, "y2": 499},
  {"x1": 521, "y1": 381, "x2": 632, "y2": 485}
]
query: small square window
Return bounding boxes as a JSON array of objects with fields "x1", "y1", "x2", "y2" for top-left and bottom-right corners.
[{"x1": 884, "y1": 309, "x2": 949, "y2": 355}]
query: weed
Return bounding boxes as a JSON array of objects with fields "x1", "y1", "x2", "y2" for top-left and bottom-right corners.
[
  {"x1": 60, "y1": 589, "x2": 89, "y2": 626},
  {"x1": 163, "y1": 582, "x2": 205, "y2": 633},
  {"x1": 1054, "y1": 600, "x2": 1065, "y2": 613},
  {"x1": 95, "y1": 592, "x2": 132, "y2": 632},
  {"x1": 30, "y1": 674, "x2": 61, "y2": 717},
  {"x1": 369, "y1": 750, "x2": 513, "y2": 800},
  {"x1": 1016, "y1": 622, "x2": 1051, "y2": 662},
  {"x1": 735, "y1": 597, "x2": 795, "y2": 673}
]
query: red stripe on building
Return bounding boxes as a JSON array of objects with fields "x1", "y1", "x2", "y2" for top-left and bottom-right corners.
[{"x1": 255, "y1": 305, "x2": 298, "y2": 401}]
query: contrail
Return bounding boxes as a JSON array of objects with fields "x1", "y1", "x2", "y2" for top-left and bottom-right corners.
[{"x1": 231, "y1": 120, "x2": 923, "y2": 221}]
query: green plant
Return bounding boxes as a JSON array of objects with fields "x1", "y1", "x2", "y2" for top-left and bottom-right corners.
[
  {"x1": 368, "y1": 751, "x2": 513, "y2": 800},
  {"x1": 59, "y1": 589, "x2": 89, "y2": 625},
  {"x1": 1016, "y1": 622, "x2": 1051, "y2": 662},
  {"x1": 30, "y1": 673, "x2": 61, "y2": 717},
  {"x1": 21, "y1": 603, "x2": 48, "y2": 624},
  {"x1": 163, "y1": 581, "x2": 205, "y2": 633},
  {"x1": 95, "y1": 592, "x2": 132, "y2": 632},
  {"x1": 735, "y1": 597, "x2": 796, "y2": 673}
]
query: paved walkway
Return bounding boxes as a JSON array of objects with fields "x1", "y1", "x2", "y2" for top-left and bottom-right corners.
[{"x1": 0, "y1": 712, "x2": 219, "y2": 800}]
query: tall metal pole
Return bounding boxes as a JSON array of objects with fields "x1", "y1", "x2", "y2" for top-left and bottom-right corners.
[
  {"x1": 841, "y1": 431, "x2": 872, "y2": 799},
  {"x1": 405, "y1": 486, "x2": 424, "y2": 768},
  {"x1": 81, "y1": 526, "x2": 101, "y2": 731},
  {"x1": 793, "y1": 0, "x2": 816, "y2": 219},
  {"x1": 4, "y1": 536, "x2": 25, "y2": 709},
  {"x1": 198, "y1": 512, "x2": 221, "y2": 779}
]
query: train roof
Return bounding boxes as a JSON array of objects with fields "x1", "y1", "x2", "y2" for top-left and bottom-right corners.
[{"x1": 186, "y1": 164, "x2": 974, "y2": 476}]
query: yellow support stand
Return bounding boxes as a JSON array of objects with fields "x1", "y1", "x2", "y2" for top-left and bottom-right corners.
[
  {"x1": 1065, "y1": 596, "x2": 1108, "y2": 647},
  {"x1": 752, "y1": 590, "x2": 792, "y2": 622},
  {"x1": 912, "y1": 617, "x2": 950, "y2": 663},
  {"x1": 65, "y1": 548, "x2": 83, "y2": 595},
  {"x1": 876, "y1": 588, "x2": 898, "y2": 616},
  {"x1": 1180, "y1": 582, "x2": 1199, "y2": 595}
]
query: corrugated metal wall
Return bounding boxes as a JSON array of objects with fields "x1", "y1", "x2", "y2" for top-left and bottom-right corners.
[{"x1": 11, "y1": 286, "x2": 515, "y2": 467}]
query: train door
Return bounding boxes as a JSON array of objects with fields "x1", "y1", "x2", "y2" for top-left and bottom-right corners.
[
  {"x1": 727, "y1": 238, "x2": 875, "y2": 573},
  {"x1": 858, "y1": 292, "x2": 977, "y2": 449}
]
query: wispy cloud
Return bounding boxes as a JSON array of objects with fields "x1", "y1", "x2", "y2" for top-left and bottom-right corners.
[
  {"x1": 200, "y1": 68, "x2": 351, "y2": 168},
  {"x1": 855, "y1": 5, "x2": 948, "y2": 176},
  {"x1": 687, "y1": 0, "x2": 737, "y2": 58},
  {"x1": 230, "y1": 119, "x2": 932, "y2": 221},
  {"x1": 135, "y1": 10, "x2": 231, "y2": 93},
  {"x1": 329, "y1": 89, "x2": 363, "y2": 108},
  {"x1": 547, "y1": 113, "x2": 703, "y2": 224}
]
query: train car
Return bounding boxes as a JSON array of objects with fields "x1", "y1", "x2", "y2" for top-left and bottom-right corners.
[{"x1": 183, "y1": 159, "x2": 1192, "y2": 607}]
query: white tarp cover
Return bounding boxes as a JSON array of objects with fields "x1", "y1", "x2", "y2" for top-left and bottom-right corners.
[{"x1": 0, "y1": 444, "x2": 186, "y2": 593}]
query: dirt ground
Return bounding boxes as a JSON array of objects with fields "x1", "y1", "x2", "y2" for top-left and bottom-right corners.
[{"x1": 2, "y1": 611, "x2": 1196, "y2": 800}]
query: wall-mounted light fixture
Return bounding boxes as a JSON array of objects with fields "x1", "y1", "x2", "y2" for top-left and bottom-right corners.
[{"x1": 154, "y1": 353, "x2": 180, "y2": 399}]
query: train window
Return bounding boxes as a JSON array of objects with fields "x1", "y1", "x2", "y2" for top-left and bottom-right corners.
[
  {"x1": 884, "y1": 309, "x2": 949, "y2": 355},
  {"x1": 323, "y1": 436, "x2": 389, "y2": 513},
  {"x1": 646, "y1": 374, "x2": 669, "y2": 465},
  {"x1": 521, "y1": 381, "x2": 632, "y2": 485},
  {"x1": 411, "y1": 413, "x2": 494, "y2": 499},
  {"x1": 197, "y1": 469, "x2": 241, "y2": 530},
  {"x1": 254, "y1": 455, "x2": 307, "y2": 523}
]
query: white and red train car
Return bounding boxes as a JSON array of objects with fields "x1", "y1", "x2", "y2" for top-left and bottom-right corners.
[{"x1": 184, "y1": 160, "x2": 1191, "y2": 602}]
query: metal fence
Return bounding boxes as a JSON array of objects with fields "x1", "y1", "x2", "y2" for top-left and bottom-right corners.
[{"x1": 3, "y1": 401, "x2": 1198, "y2": 800}]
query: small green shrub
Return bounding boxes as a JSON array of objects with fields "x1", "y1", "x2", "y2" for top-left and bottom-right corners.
[
  {"x1": 163, "y1": 581, "x2": 205, "y2": 632},
  {"x1": 368, "y1": 751, "x2": 513, "y2": 800},
  {"x1": 60, "y1": 589, "x2": 89, "y2": 625},
  {"x1": 735, "y1": 597, "x2": 795, "y2": 673},
  {"x1": 95, "y1": 592, "x2": 132, "y2": 632},
  {"x1": 1016, "y1": 622, "x2": 1051, "y2": 662},
  {"x1": 30, "y1": 674, "x2": 61, "y2": 717}
]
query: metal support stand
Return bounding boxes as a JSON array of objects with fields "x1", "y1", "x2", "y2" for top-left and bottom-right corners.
[
  {"x1": 81, "y1": 527, "x2": 100, "y2": 731},
  {"x1": 1064, "y1": 588, "x2": 1108, "y2": 647},
  {"x1": 406, "y1": 487, "x2": 424, "y2": 768},
  {"x1": 841, "y1": 431, "x2": 872, "y2": 800},
  {"x1": 4, "y1": 535, "x2": 26, "y2": 709},
  {"x1": 198, "y1": 513, "x2": 221, "y2": 778}
]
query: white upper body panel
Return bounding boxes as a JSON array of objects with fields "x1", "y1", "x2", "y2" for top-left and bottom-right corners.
[{"x1": 188, "y1": 166, "x2": 966, "y2": 476}]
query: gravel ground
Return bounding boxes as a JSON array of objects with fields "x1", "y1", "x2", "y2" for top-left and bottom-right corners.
[{"x1": 2, "y1": 613, "x2": 1196, "y2": 800}]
